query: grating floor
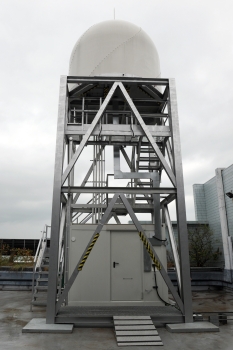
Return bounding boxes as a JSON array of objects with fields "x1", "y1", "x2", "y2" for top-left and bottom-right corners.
[
  {"x1": 56, "y1": 305, "x2": 183, "y2": 327},
  {"x1": 57, "y1": 305, "x2": 182, "y2": 317}
]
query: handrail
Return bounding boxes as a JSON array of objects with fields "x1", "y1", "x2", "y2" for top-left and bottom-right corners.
[
  {"x1": 30, "y1": 225, "x2": 50, "y2": 311},
  {"x1": 57, "y1": 245, "x2": 65, "y2": 299},
  {"x1": 34, "y1": 235, "x2": 43, "y2": 263}
]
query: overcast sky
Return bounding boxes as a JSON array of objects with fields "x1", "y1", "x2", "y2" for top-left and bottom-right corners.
[{"x1": 0, "y1": 0, "x2": 233, "y2": 238}]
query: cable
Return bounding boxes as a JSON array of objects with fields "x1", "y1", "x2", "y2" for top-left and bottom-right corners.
[
  {"x1": 152, "y1": 235, "x2": 167, "y2": 243},
  {"x1": 152, "y1": 264, "x2": 180, "y2": 311}
]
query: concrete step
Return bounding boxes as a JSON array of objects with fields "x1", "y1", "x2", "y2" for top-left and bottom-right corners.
[
  {"x1": 113, "y1": 316, "x2": 163, "y2": 346},
  {"x1": 118, "y1": 341, "x2": 163, "y2": 346}
]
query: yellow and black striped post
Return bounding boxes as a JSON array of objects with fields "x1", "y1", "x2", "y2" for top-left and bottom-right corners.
[
  {"x1": 138, "y1": 231, "x2": 161, "y2": 270},
  {"x1": 78, "y1": 233, "x2": 100, "y2": 271}
]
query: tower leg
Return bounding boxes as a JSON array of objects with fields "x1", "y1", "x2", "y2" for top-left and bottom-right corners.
[
  {"x1": 46, "y1": 76, "x2": 67, "y2": 324},
  {"x1": 169, "y1": 78, "x2": 193, "y2": 323}
]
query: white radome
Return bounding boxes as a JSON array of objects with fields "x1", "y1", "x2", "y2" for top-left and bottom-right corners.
[{"x1": 69, "y1": 20, "x2": 161, "y2": 78}]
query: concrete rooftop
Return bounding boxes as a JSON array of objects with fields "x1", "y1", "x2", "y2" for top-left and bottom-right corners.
[{"x1": 1, "y1": 290, "x2": 233, "y2": 350}]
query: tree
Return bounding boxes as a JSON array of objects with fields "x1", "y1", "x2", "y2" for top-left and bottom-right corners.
[{"x1": 188, "y1": 225, "x2": 221, "y2": 267}]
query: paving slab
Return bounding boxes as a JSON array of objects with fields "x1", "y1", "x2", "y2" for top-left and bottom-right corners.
[
  {"x1": 166, "y1": 322, "x2": 219, "y2": 333},
  {"x1": 22, "y1": 318, "x2": 73, "y2": 333}
]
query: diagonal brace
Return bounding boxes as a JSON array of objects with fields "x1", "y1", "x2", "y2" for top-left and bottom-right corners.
[
  {"x1": 119, "y1": 193, "x2": 184, "y2": 313},
  {"x1": 118, "y1": 82, "x2": 176, "y2": 187},
  {"x1": 62, "y1": 82, "x2": 118, "y2": 185}
]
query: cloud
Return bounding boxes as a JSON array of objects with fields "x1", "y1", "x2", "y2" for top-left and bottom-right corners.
[{"x1": 0, "y1": 0, "x2": 233, "y2": 237}]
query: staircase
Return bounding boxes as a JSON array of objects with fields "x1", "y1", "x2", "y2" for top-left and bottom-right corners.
[
  {"x1": 31, "y1": 248, "x2": 49, "y2": 307},
  {"x1": 113, "y1": 316, "x2": 163, "y2": 347},
  {"x1": 30, "y1": 227, "x2": 50, "y2": 310},
  {"x1": 30, "y1": 224, "x2": 64, "y2": 310},
  {"x1": 137, "y1": 143, "x2": 161, "y2": 172}
]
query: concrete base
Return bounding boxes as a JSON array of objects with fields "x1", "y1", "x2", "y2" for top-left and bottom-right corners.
[
  {"x1": 22, "y1": 318, "x2": 73, "y2": 333},
  {"x1": 166, "y1": 322, "x2": 219, "y2": 333}
]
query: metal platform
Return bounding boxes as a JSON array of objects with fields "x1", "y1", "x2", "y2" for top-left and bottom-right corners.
[{"x1": 55, "y1": 305, "x2": 183, "y2": 327}]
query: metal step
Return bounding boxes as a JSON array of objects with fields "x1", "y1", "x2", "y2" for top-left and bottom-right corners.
[
  {"x1": 140, "y1": 149, "x2": 155, "y2": 154},
  {"x1": 41, "y1": 257, "x2": 49, "y2": 261},
  {"x1": 35, "y1": 286, "x2": 48, "y2": 291},
  {"x1": 44, "y1": 250, "x2": 50, "y2": 257},
  {"x1": 37, "y1": 281, "x2": 48, "y2": 287},
  {"x1": 139, "y1": 157, "x2": 159, "y2": 161},
  {"x1": 138, "y1": 166, "x2": 160, "y2": 170},
  {"x1": 37, "y1": 278, "x2": 48, "y2": 282},
  {"x1": 113, "y1": 316, "x2": 163, "y2": 346},
  {"x1": 135, "y1": 197, "x2": 152, "y2": 200},
  {"x1": 30, "y1": 234, "x2": 50, "y2": 311},
  {"x1": 41, "y1": 261, "x2": 49, "y2": 265},
  {"x1": 31, "y1": 300, "x2": 47, "y2": 306}
]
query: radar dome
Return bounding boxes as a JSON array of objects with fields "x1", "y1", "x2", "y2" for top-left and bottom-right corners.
[{"x1": 69, "y1": 20, "x2": 160, "y2": 78}]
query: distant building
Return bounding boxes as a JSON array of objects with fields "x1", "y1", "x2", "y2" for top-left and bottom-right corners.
[{"x1": 193, "y1": 164, "x2": 233, "y2": 275}]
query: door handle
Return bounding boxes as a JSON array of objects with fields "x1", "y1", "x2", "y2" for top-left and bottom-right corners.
[{"x1": 113, "y1": 262, "x2": 119, "y2": 268}]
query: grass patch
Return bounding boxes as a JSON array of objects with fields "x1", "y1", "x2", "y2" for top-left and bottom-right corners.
[
  {"x1": 0, "y1": 257, "x2": 34, "y2": 270},
  {"x1": 0, "y1": 245, "x2": 34, "y2": 270}
]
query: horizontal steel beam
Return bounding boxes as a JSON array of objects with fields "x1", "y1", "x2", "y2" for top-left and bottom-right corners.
[
  {"x1": 62, "y1": 187, "x2": 177, "y2": 194},
  {"x1": 74, "y1": 141, "x2": 140, "y2": 146},
  {"x1": 66, "y1": 124, "x2": 171, "y2": 137},
  {"x1": 72, "y1": 208, "x2": 154, "y2": 214},
  {"x1": 67, "y1": 76, "x2": 169, "y2": 85},
  {"x1": 68, "y1": 110, "x2": 168, "y2": 117},
  {"x1": 71, "y1": 204, "x2": 154, "y2": 209}
]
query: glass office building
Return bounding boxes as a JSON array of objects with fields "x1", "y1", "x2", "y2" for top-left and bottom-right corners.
[{"x1": 193, "y1": 164, "x2": 233, "y2": 269}]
